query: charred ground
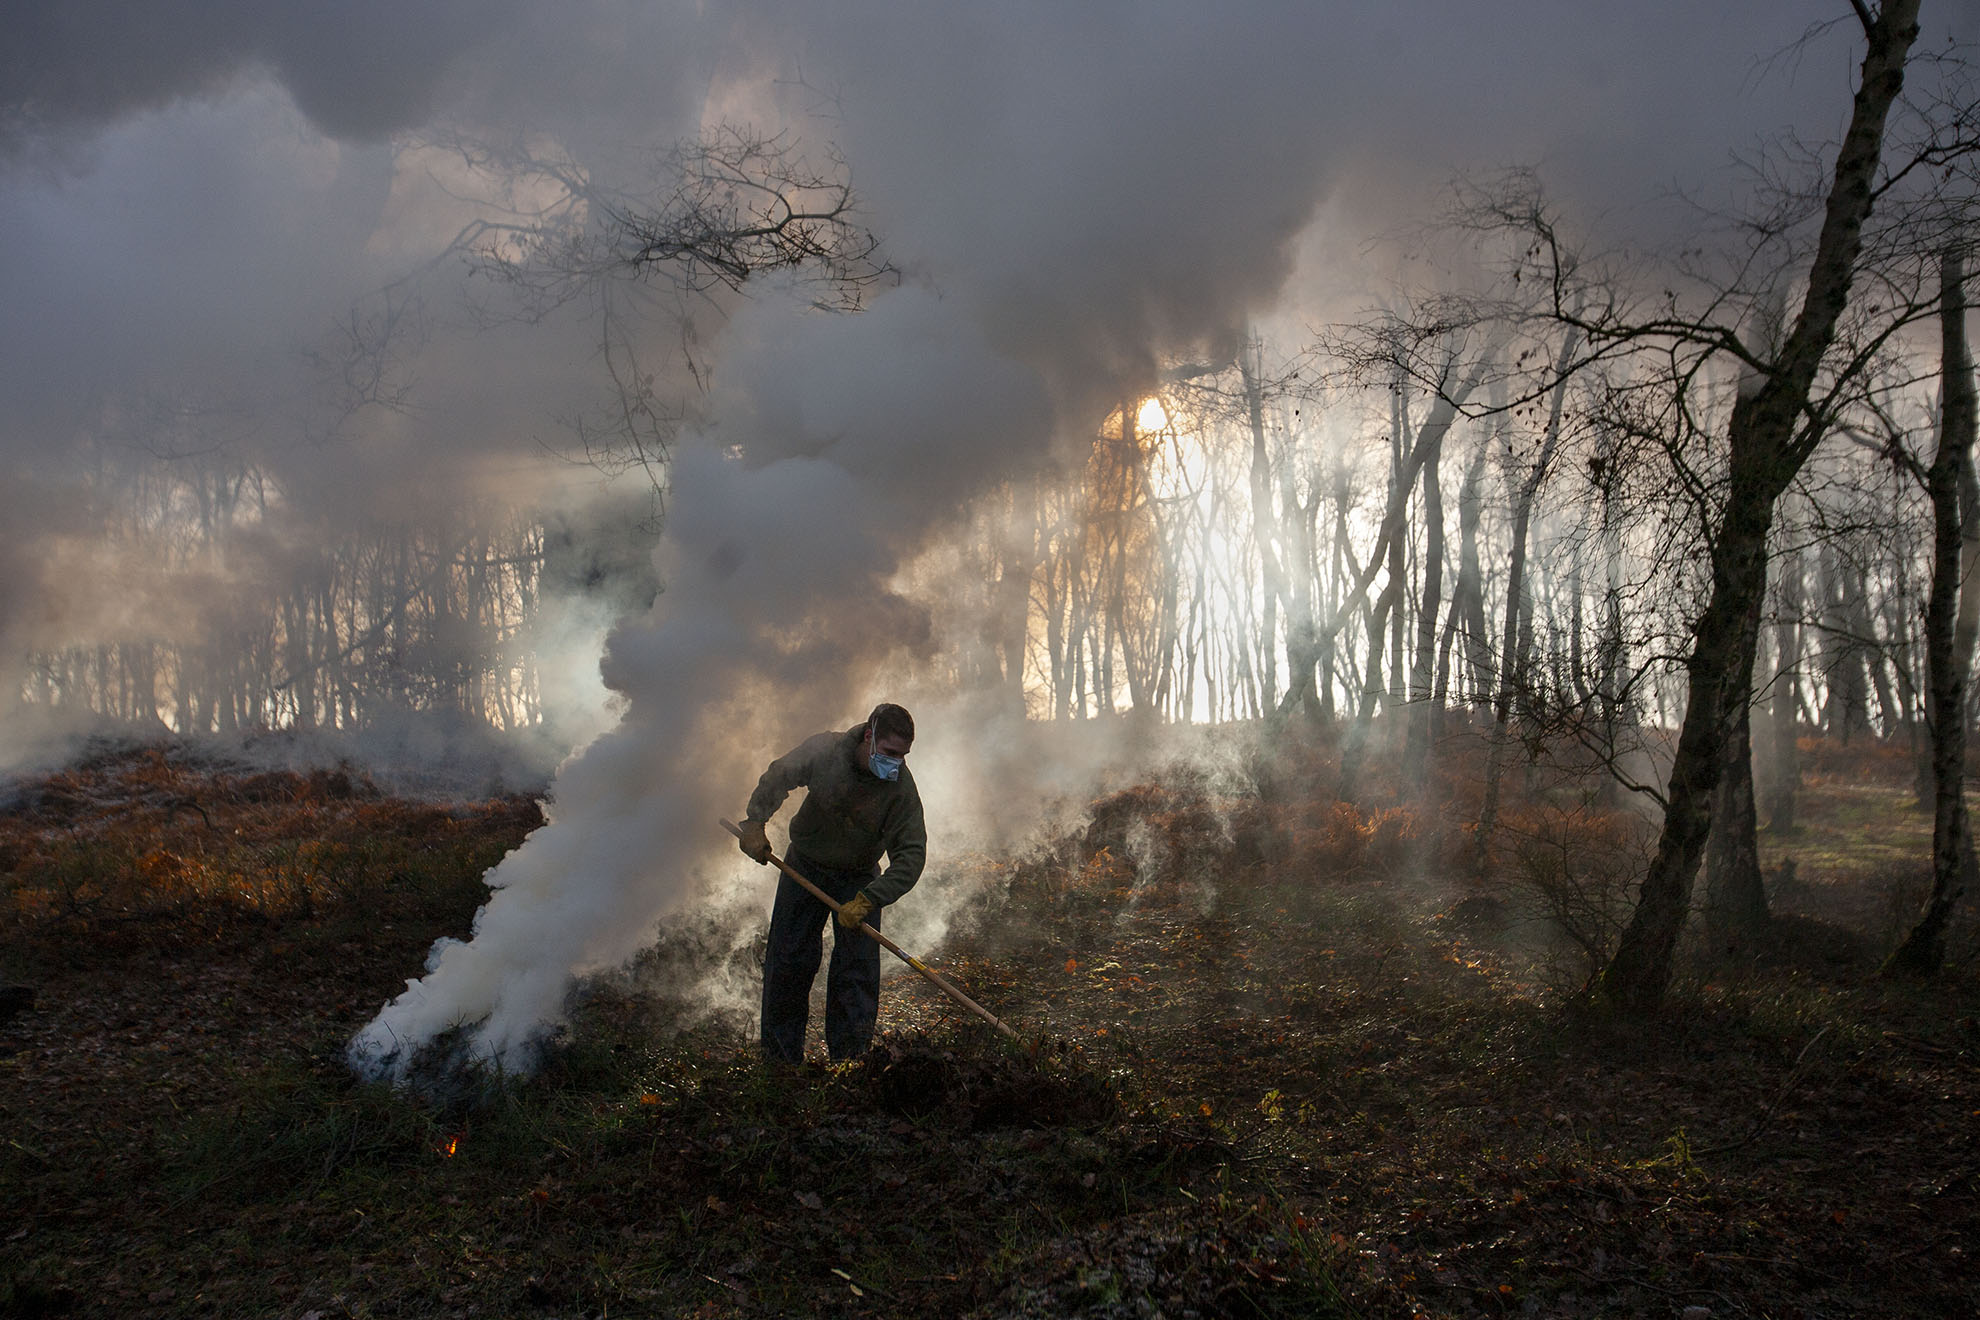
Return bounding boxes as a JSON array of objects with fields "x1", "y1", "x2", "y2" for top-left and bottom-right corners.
[{"x1": 2, "y1": 735, "x2": 1977, "y2": 1319}]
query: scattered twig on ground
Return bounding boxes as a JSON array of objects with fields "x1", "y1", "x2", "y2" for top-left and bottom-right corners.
[{"x1": 1694, "y1": 1025, "x2": 1831, "y2": 1156}]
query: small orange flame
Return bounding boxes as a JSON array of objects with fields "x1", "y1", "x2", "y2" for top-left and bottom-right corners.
[{"x1": 438, "y1": 1133, "x2": 461, "y2": 1158}]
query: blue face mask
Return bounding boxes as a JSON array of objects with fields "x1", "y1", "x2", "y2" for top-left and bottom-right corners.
[{"x1": 867, "y1": 726, "x2": 903, "y2": 781}]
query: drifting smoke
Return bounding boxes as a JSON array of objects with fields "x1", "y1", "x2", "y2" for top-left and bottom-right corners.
[
  {"x1": 348, "y1": 288, "x2": 1062, "y2": 1073},
  {"x1": 0, "y1": 0, "x2": 525, "y2": 158},
  {"x1": 345, "y1": 2, "x2": 1377, "y2": 1077},
  {"x1": 1, "y1": 1, "x2": 1947, "y2": 1076},
  {"x1": 325, "y1": 4, "x2": 1959, "y2": 1078}
]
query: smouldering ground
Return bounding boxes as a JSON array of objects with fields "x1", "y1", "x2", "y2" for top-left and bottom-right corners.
[{"x1": 1, "y1": 740, "x2": 1976, "y2": 1318}]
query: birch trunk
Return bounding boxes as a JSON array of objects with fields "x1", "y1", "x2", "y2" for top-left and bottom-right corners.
[
  {"x1": 1601, "y1": 0, "x2": 1920, "y2": 1011},
  {"x1": 1889, "y1": 243, "x2": 1980, "y2": 976}
]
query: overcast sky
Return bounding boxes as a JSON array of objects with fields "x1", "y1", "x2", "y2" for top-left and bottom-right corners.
[{"x1": 0, "y1": 1, "x2": 1971, "y2": 657}]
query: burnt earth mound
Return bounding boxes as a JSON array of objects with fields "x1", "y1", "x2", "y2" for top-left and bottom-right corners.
[{"x1": 855, "y1": 1033, "x2": 1123, "y2": 1130}]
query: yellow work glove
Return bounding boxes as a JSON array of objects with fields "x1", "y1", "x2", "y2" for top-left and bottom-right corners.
[
  {"x1": 837, "y1": 891, "x2": 876, "y2": 930},
  {"x1": 738, "y1": 819, "x2": 772, "y2": 864}
]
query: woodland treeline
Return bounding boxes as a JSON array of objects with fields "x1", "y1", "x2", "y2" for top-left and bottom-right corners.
[
  {"x1": 12, "y1": 2, "x2": 1976, "y2": 1006},
  {"x1": 933, "y1": 0, "x2": 1975, "y2": 1005},
  {"x1": 11, "y1": 441, "x2": 658, "y2": 740},
  {"x1": 20, "y1": 466, "x2": 528, "y2": 736}
]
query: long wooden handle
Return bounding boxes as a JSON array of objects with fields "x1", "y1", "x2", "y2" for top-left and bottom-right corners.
[{"x1": 721, "y1": 819, "x2": 1018, "y2": 1040}]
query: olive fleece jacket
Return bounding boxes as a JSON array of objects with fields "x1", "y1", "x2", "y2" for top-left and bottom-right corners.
[{"x1": 743, "y1": 727, "x2": 927, "y2": 906}]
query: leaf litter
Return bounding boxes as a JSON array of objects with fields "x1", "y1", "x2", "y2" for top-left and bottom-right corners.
[{"x1": 0, "y1": 741, "x2": 1976, "y2": 1318}]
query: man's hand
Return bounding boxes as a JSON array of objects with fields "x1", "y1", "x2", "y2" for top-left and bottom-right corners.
[
  {"x1": 837, "y1": 891, "x2": 875, "y2": 930},
  {"x1": 738, "y1": 818, "x2": 773, "y2": 864}
]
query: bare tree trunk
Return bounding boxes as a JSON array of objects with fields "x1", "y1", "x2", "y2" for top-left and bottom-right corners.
[
  {"x1": 1817, "y1": 540, "x2": 1873, "y2": 741},
  {"x1": 1340, "y1": 373, "x2": 1422, "y2": 795},
  {"x1": 1705, "y1": 590, "x2": 1770, "y2": 944},
  {"x1": 1883, "y1": 526, "x2": 1935, "y2": 804},
  {"x1": 1102, "y1": 400, "x2": 1152, "y2": 713},
  {"x1": 1890, "y1": 243, "x2": 1979, "y2": 976},
  {"x1": 1000, "y1": 480, "x2": 1038, "y2": 716},
  {"x1": 1842, "y1": 552, "x2": 1899, "y2": 734},
  {"x1": 1320, "y1": 458, "x2": 1354, "y2": 721},
  {"x1": 1387, "y1": 471, "x2": 1408, "y2": 714},
  {"x1": 1291, "y1": 445, "x2": 1324, "y2": 706},
  {"x1": 1338, "y1": 577, "x2": 1401, "y2": 800},
  {"x1": 1403, "y1": 406, "x2": 1447, "y2": 790},
  {"x1": 1456, "y1": 428, "x2": 1496, "y2": 708},
  {"x1": 1242, "y1": 342, "x2": 1286, "y2": 709},
  {"x1": 1475, "y1": 329, "x2": 1579, "y2": 870},
  {"x1": 1595, "y1": 539, "x2": 1629, "y2": 806},
  {"x1": 1330, "y1": 340, "x2": 1500, "y2": 786},
  {"x1": 1767, "y1": 533, "x2": 1805, "y2": 830},
  {"x1": 1047, "y1": 541, "x2": 1071, "y2": 720},
  {"x1": 1568, "y1": 556, "x2": 1588, "y2": 703},
  {"x1": 1601, "y1": 0, "x2": 1919, "y2": 1011}
]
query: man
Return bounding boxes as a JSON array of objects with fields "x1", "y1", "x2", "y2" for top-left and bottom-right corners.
[{"x1": 737, "y1": 702, "x2": 925, "y2": 1063}]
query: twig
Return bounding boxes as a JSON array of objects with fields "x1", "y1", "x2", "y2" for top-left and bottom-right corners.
[
  {"x1": 1693, "y1": 1025, "x2": 1830, "y2": 1156},
  {"x1": 1879, "y1": 1029, "x2": 1973, "y2": 1064},
  {"x1": 165, "y1": 797, "x2": 214, "y2": 830}
]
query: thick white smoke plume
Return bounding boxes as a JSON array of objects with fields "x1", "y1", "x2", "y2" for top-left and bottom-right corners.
[
  {"x1": 338, "y1": 1, "x2": 1924, "y2": 1078},
  {"x1": 345, "y1": 2, "x2": 1383, "y2": 1077},
  {"x1": 348, "y1": 290, "x2": 1058, "y2": 1073}
]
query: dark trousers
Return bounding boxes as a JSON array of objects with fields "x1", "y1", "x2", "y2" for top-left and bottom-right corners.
[{"x1": 760, "y1": 850, "x2": 882, "y2": 1063}]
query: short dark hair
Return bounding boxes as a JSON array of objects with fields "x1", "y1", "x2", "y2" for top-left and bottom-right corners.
[{"x1": 867, "y1": 702, "x2": 915, "y2": 746}]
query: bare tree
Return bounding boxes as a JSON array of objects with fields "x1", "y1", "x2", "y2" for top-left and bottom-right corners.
[
  {"x1": 1597, "y1": 0, "x2": 1925, "y2": 1010},
  {"x1": 1473, "y1": 324, "x2": 1581, "y2": 867},
  {"x1": 413, "y1": 124, "x2": 893, "y2": 498},
  {"x1": 1766, "y1": 513, "x2": 1808, "y2": 831},
  {"x1": 1320, "y1": 319, "x2": 1503, "y2": 799},
  {"x1": 1889, "y1": 242, "x2": 1980, "y2": 975}
]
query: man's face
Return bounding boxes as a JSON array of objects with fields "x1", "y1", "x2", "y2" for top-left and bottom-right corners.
[{"x1": 868, "y1": 726, "x2": 911, "y2": 760}]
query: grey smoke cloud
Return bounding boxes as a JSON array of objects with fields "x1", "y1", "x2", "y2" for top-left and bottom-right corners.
[
  {"x1": 3, "y1": 0, "x2": 1959, "y2": 1069},
  {"x1": 351, "y1": 284, "x2": 1056, "y2": 1071},
  {"x1": 1, "y1": 0, "x2": 522, "y2": 155},
  {"x1": 0, "y1": 2, "x2": 1915, "y2": 480}
]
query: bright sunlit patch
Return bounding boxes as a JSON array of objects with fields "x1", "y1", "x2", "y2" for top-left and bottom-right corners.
[{"x1": 1136, "y1": 396, "x2": 1170, "y2": 433}]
